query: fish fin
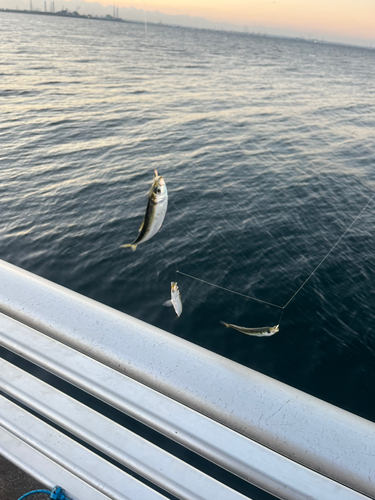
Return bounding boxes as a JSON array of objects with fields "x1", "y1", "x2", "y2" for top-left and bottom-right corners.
[
  {"x1": 120, "y1": 244, "x2": 137, "y2": 251},
  {"x1": 163, "y1": 300, "x2": 173, "y2": 307},
  {"x1": 138, "y1": 220, "x2": 145, "y2": 233},
  {"x1": 220, "y1": 321, "x2": 230, "y2": 328}
]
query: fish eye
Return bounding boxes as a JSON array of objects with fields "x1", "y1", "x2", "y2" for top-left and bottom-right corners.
[{"x1": 155, "y1": 188, "x2": 161, "y2": 194}]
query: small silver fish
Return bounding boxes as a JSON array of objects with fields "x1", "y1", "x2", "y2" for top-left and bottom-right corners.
[
  {"x1": 163, "y1": 282, "x2": 183, "y2": 317},
  {"x1": 221, "y1": 321, "x2": 279, "y2": 337},
  {"x1": 121, "y1": 170, "x2": 168, "y2": 251}
]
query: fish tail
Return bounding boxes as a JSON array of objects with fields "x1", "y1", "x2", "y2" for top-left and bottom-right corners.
[
  {"x1": 120, "y1": 244, "x2": 138, "y2": 251},
  {"x1": 220, "y1": 321, "x2": 230, "y2": 328}
]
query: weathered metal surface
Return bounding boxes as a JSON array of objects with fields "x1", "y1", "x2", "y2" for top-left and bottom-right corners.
[
  {"x1": 0, "y1": 396, "x2": 168, "y2": 500},
  {"x1": 0, "y1": 427, "x2": 118, "y2": 500},
  {"x1": 0, "y1": 359, "x2": 249, "y2": 500},
  {"x1": 0, "y1": 312, "x2": 370, "y2": 500},
  {"x1": 0, "y1": 259, "x2": 374, "y2": 498}
]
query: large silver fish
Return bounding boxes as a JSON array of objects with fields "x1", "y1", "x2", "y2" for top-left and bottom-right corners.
[
  {"x1": 220, "y1": 321, "x2": 279, "y2": 337},
  {"x1": 163, "y1": 282, "x2": 183, "y2": 317},
  {"x1": 121, "y1": 170, "x2": 168, "y2": 251}
]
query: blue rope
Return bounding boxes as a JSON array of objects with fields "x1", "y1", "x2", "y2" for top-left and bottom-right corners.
[
  {"x1": 17, "y1": 491, "x2": 50, "y2": 500},
  {"x1": 17, "y1": 486, "x2": 69, "y2": 500}
]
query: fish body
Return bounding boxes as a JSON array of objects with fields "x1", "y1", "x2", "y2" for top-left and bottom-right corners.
[
  {"x1": 121, "y1": 170, "x2": 168, "y2": 251},
  {"x1": 171, "y1": 282, "x2": 183, "y2": 317},
  {"x1": 221, "y1": 321, "x2": 279, "y2": 337},
  {"x1": 163, "y1": 282, "x2": 183, "y2": 317}
]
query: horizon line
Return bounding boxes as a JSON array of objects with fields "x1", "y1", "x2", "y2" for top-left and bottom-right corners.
[{"x1": 1, "y1": 7, "x2": 374, "y2": 52}]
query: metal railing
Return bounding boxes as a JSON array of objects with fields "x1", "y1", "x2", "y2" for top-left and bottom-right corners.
[{"x1": 0, "y1": 259, "x2": 374, "y2": 500}]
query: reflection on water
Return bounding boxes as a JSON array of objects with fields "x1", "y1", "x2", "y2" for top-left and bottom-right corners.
[{"x1": 1, "y1": 12, "x2": 375, "y2": 427}]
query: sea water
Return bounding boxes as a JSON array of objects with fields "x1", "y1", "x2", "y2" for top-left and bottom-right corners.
[{"x1": 1, "y1": 11, "x2": 375, "y2": 431}]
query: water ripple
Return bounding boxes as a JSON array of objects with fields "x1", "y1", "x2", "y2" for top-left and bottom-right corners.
[{"x1": 1, "y1": 11, "x2": 375, "y2": 423}]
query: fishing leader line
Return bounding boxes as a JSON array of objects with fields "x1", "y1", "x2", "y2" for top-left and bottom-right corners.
[
  {"x1": 177, "y1": 190, "x2": 375, "y2": 320},
  {"x1": 282, "y1": 190, "x2": 375, "y2": 309},
  {"x1": 175, "y1": 271, "x2": 283, "y2": 309}
]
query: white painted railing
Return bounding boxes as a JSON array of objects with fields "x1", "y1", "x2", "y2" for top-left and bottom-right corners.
[{"x1": 0, "y1": 259, "x2": 373, "y2": 500}]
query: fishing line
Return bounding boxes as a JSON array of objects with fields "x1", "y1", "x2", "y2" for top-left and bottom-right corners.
[
  {"x1": 277, "y1": 307, "x2": 285, "y2": 325},
  {"x1": 282, "y1": 191, "x2": 375, "y2": 309},
  {"x1": 177, "y1": 190, "x2": 375, "y2": 319},
  {"x1": 175, "y1": 271, "x2": 284, "y2": 309}
]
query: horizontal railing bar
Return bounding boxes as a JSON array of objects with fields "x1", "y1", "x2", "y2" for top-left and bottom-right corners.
[
  {"x1": 0, "y1": 260, "x2": 373, "y2": 497},
  {"x1": 0, "y1": 313, "x2": 369, "y2": 500},
  {"x1": 0, "y1": 426, "x2": 116, "y2": 500},
  {"x1": 0, "y1": 358, "x2": 249, "y2": 500},
  {"x1": 0, "y1": 396, "x2": 168, "y2": 500}
]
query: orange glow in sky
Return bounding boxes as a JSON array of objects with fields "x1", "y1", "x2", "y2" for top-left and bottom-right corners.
[{"x1": 97, "y1": 0, "x2": 375, "y2": 42}]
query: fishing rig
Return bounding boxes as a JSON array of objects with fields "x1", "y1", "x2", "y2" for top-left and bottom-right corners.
[{"x1": 177, "y1": 190, "x2": 375, "y2": 331}]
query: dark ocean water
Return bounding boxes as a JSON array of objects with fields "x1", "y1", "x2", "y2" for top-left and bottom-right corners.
[{"x1": 1, "y1": 10, "x2": 375, "y2": 436}]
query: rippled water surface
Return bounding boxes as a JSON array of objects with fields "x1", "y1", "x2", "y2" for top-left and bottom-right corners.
[{"x1": 1, "y1": 12, "x2": 375, "y2": 426}]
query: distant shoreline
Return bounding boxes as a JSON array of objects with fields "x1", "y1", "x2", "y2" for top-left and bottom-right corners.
[
  {"x1": 1, "y1": 7, "x2": 373, "y2": 52},
  {"x1": 0, "y1": 7, "x2": 132, "y2": 24}
]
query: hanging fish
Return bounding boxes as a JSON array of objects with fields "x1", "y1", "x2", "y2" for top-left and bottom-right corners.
[
  {"x1": 163, "y1": 282, "x2": 183, "y2": 317},
  {"x1": 220, "y1": 321, "x2": 279, "y2": 337},
  {"x1": 121, "y1": 170, "x2": 168, "y2": 251}
]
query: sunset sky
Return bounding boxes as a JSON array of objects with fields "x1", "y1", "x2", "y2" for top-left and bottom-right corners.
[
  {"x1": 2, "y1": 0, "x2": 375, "y2": 46},
  {"x1": 102, "y1": 0, "x2": 375, "y2": 42}
]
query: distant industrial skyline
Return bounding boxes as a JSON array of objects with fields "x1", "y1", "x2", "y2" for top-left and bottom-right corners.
[{"x1": 1, "y1": 0, "x2": 374, "y2": 48}]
